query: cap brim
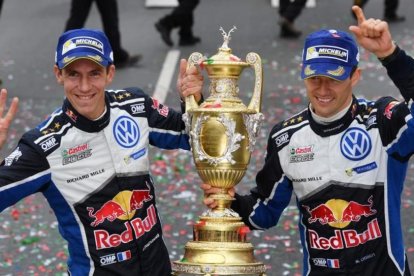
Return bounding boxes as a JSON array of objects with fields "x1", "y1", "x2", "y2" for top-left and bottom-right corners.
[
  {"x1": 57, "y1": 52, "x2": 111, "y2": 69},
  {"x1": 301, "y1": 63, "x2": 353, "y2": 81}
]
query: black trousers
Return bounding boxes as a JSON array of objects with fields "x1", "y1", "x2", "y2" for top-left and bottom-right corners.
[
  {"x1": 279, "y1": 0, "x2": 307, "y2": 22},
  {"x1": 158, "y1": 0, "x2": 200, "y2": 39},
  {"x1": 354, "y1": 0, "x2": 400, "y2": 17},
  {"x1": 64, "y1": 0, "x2": 129, "y2": 62}
]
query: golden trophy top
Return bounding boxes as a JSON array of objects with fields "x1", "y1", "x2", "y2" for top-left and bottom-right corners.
[{"x1": 202, "y1": 26, "x2": 249, "y2": 78}]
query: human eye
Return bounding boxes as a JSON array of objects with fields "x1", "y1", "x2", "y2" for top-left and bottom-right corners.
[
  {"x1": 90, "y1": 70, "x2": 103, "y2": 78},
  {"x1": 329, "y1": 78, "x2": 342, "y2": 85},
  {"x1": 66, "y1": 71, "x2": 79, "y2": 78}
]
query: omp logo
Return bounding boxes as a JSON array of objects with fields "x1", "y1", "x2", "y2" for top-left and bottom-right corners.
[
  {"x1": 340, "y1": 127, "x2": 371, "y2": 161},
  {"x1": 113, "y1": 116, "x2": 140, "y2": 148},
  {"x1": 313, "y1": 258, "x2": 327, "y2": 267},
  {"x1": 40, "y1": 137, "x2": 57, "y2": 152},
  {"x1": 131, "y1": 103, "x2": 145, "y2": 114},
  {"x1": 275, "y1": 132, "x2": 289, "y2": 147},
  {"x1": 100, "y1": 254, "x2": 117, "y2": 266}
]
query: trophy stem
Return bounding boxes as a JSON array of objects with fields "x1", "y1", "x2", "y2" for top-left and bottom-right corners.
[{"x1": 209, "y1": 188, "x2": 233, "y2": 212}]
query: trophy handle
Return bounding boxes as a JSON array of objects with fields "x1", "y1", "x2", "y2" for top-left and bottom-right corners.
[
  {"x1": 246, "y1": 52, "x2": 263, "y2": 113},
  {"x1": 185, "y1": 52, "x2": 204, "y2": 113}
]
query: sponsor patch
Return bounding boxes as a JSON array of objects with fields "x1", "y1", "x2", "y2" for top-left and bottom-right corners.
[
  {"x1": 100, "y1": 253, "x2": 117, "y2": 266},
  {"x1": 4, "y1": 147, "x2": 22, "y2": 166},
  {"x1": 366, "y1": 115, "x2": 376, "y2": 128},
  {"x1": 274, "y1": 132, "x2": 289, "y2": 147},
  {"x1": 151, "y1": 98, "x2": 169, "y2": 117},
  {"x1": 384, "y1": 101, "x2": 398, "y2": 120},
  {"x1": 62, "y1": 143, "x2": 92, "y2": 165},
  {"x1": 66, "y1": 109, "x2": 78, "y2": 122},
  {"x1": 39, "y1": 137, "x2": 58, "y2": 152},
  {"x1": 312, "y1": 258, "x2": 340, "y2": 268},
  {"x1": 113, "y1": 116, "x2": 140, "y2": 148},
  {"x1": 124, "y1": 148, "x2": 146, "y2": 164},
  {"x1": 62, "y1": 36, "x2": 104, "y2": 55},
  {"x1": 289, "y1": 145, "x2": 314, "y2": 163},
  {"x1": 305, "y1": 45, "x2": 349, "y2": 63},
  {"x1": 131, "y1": 103, "x2": 145, "y2": 114},
  {"x1": 345, "y1": 162, "x2": 377, "y2": 176},
  {"x1": 340, "y1": 127, "x2": 371, "y2": 161}
]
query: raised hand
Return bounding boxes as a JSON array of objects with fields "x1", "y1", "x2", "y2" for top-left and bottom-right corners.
[
  {"x1": 349, "y1": 5, "x2": 395, "y2": 58},
  {"x1": 176, "y1": 59, "x2": 203, "y2": 102},
  {"x1": 0, "y1": 89, "x2": 19, "y2": 151}
]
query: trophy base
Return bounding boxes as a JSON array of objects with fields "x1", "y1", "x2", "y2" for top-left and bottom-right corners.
[
  {"x1": 172, "y1": 210, "x2": 266, "y2": 275},
  {"x1": 172, "y1": 261, "x2": 267, "y2": 275}
]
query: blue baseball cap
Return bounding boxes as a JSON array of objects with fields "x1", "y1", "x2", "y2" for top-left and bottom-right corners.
[
  {"x1": 301, "y1": 29, "x2": 359, "y2": 81},
  {"x1": 55, "y1": 28, "x2": 114, "y2": 69}
]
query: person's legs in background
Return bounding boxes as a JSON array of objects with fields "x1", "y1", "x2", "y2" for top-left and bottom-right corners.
[
  {"x1": 155, "y1": 0, "x2": 200, "y2": 46},
  {"x1": 95, "y1": 0, "x2": 141, "y2": 67},
  {"x1": 176, "y1": 0, "x2": 200, "y2": 46},
  {"x1": 278, "y1": 0, "x2": 307, "y2": 38},
  {"x1": 65, "y1": 0, "x2": 93, "y2": 30},
  {"x1": 383, "y1": 0, "x2": 405, "y2": 22}
]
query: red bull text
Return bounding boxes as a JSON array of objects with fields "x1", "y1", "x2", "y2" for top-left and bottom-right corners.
[
  {"x1": 94, "y1": 204, "x2": 157, "y2": 250},
  {"x1": 309, "y1": 218, "x2": 382, "y2": 250}
]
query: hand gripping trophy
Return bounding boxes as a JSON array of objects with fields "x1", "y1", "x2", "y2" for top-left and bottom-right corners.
[{"x1": 172, "y1": 27, "x2": 267, "y2": 276}]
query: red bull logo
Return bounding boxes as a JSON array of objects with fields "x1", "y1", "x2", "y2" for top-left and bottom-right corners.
[
  {"x1": 303, "y1": 195, "x2": 376, "y2": 228},
  {"x1": 342, "y1": 196, "x2": 376, "y2": 222},
  {"x1": 87, "y1": 185, "x2": 153, "y2": 227},
  {"x1": 87, "y1": 201, "x2": 126, "y2": 227},
  {"x1": 384, "y1": 101, "x2": 398, "y2": 120},
  {"x1": 151, "y1": 98, "x2": 169, "y2": 117},
  {"x1": 303, "y1": 196, "x2": 381, "y2": 250},
  {"x1": 304, "y1": 204, "x2": 336, "y2": 225},
  {"x1": 94, "y1": 204, "x2": 157, "y2": 250}
]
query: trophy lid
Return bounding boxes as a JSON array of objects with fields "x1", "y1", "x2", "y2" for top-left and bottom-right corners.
[{"x1": 203, "y1": 26, "x2": 248, "y2": 77}]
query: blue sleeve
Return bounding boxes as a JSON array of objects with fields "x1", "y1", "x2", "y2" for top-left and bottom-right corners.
[
  {"x1": 232, "y1": 124, "x2": 293, "y2": 230},
  {"x1": 145, "y1": 95, "x2": 190, "y2": 150},
  {"x1": 0, "y1": 137, "x2": 51, "y2": 211},
  {"x1": 382, "y1": 47, "x2": 414, "y2": 102}
]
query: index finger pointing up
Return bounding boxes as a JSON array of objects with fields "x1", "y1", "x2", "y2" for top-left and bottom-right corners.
[{"x1": 352, "y1": 5, "x2": 366, "y2": 25}]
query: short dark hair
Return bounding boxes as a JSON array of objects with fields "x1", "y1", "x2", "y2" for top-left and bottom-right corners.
[{"x1": 350, "y1": 66, "x2": 358, "y2": 78}]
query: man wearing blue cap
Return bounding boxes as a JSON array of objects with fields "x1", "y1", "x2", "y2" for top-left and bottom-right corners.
[
  {"x1": 0, "y1": 28, "x2": 202, "y2": 275},
  {"x1": 202, "y1": 6, "x2": 414, "y2": 275}
]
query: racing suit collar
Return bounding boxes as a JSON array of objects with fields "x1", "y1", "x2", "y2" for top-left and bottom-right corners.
[
  {"x1": 308, "y1": 96, "x2": 358, "y2": 137},
  {"x1": 62, "y1": 92, "x2": 111, "y2": 132}
]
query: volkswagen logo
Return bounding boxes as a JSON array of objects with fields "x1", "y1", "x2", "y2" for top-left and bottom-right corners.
[
  {"x1": 340, "y1": 127, "x2": 371, "y2": 161},
  {"x1": 113, "y1": 116, "x2": 140, "y2": 148}
]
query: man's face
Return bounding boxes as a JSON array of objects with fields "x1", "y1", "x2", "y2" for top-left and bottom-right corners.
[
  {"x1": 54, "y1": 59, "x2": 115, "y2": 120},
  {"x1": 304, "y1": 69, "x2": 360, "y2": 118}
]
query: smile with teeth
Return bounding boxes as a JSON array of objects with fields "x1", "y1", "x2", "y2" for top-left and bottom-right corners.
[
  {"x1": 316, "y1": 97, "x2": 333, "y2": 103},
  {"x1": 77, "y1": 94, "x2": 94, "y2": 100}
]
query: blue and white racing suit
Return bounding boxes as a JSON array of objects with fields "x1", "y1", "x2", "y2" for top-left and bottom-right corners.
[
  {"x1": 0, "y1": 87, "x2": 189, "y2": 275},
  {"x1": 233, "y1": 47, "x2": 414, "y2": 275}
]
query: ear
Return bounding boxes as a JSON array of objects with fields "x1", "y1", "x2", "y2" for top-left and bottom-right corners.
[
  {"x1": 54, "y1": 65, "x2": 64, "y2": 85},
  {"x1": 106, "y1": 64, "x2": 116, "y2": 85},
  {"x1": 350, "y1": 67, "x2": 361, "y2": 87}
]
